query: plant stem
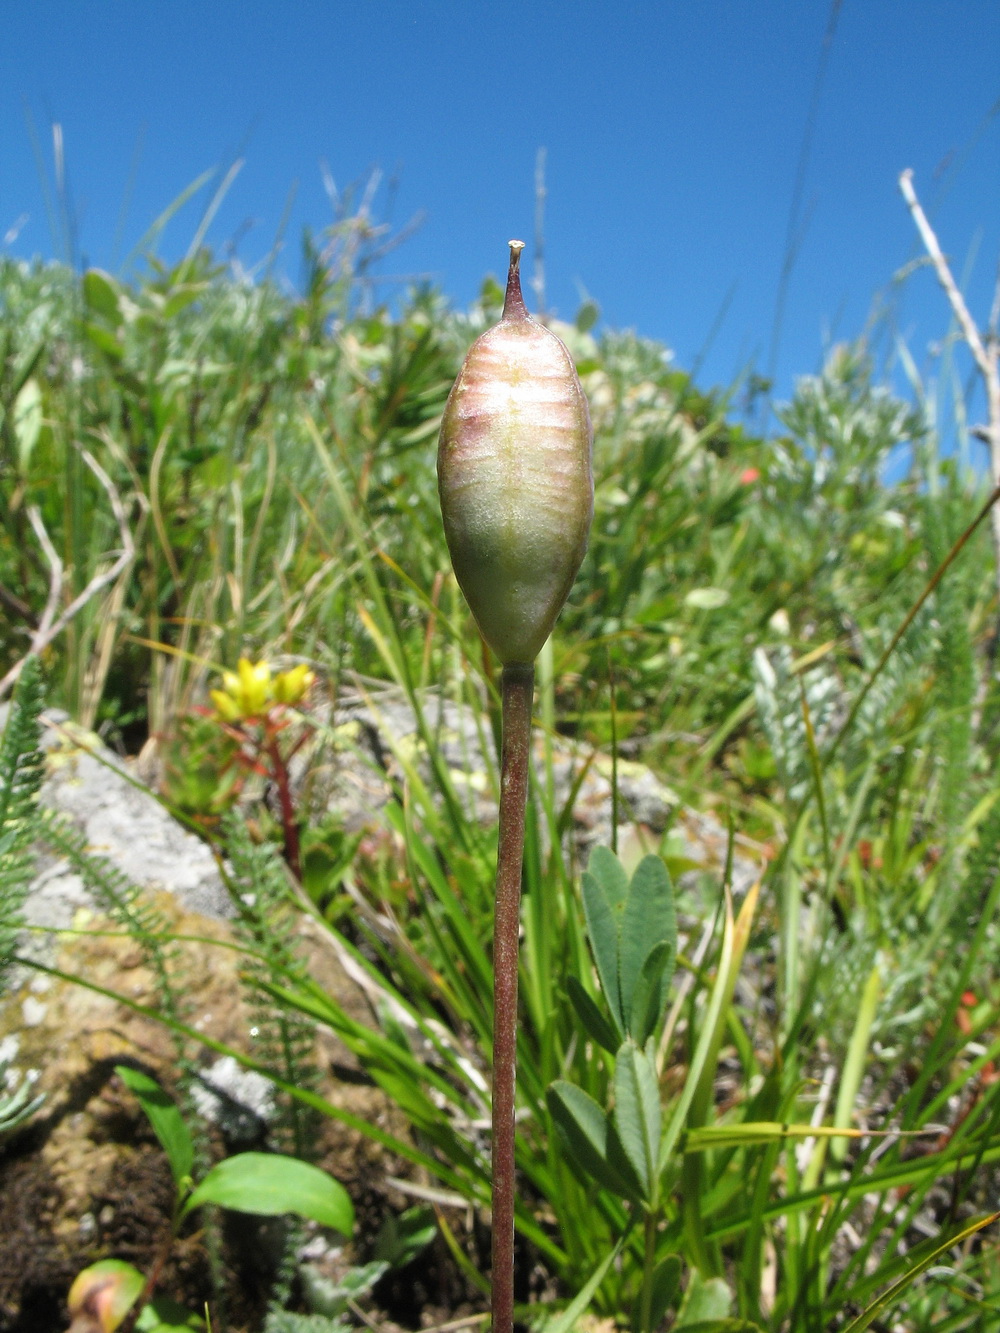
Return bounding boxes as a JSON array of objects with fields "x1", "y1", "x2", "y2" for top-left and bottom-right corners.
[
  {"x1": 639, "y1": 1210, "x2": 657, "y2": 1333},
  {"x1": 491, "y1": 662, "x2": 534, "y2": 1333}
]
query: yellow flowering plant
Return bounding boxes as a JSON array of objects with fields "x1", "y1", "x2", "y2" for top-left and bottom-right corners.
[{"x1": 205, "y1": 658, "x2": 316, "y2": 880}]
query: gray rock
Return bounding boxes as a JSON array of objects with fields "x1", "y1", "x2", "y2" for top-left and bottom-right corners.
[{"x1": 5, "y1": 709, "x2": 232, "y2": 972}]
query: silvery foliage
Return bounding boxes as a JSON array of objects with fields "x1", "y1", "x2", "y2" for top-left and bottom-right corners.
[{"x1": 752, "y1": 645, "x2": 842, "y2": 804}]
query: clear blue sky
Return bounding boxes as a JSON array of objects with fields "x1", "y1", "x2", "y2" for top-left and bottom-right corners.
[{"x1": 1, "y1": 1, "x2": 998, "y2": 422}]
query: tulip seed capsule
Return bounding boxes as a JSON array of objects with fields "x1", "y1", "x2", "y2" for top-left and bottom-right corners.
[{"x1": 438, "y1": 240, "x2": 594, "y2": 665}]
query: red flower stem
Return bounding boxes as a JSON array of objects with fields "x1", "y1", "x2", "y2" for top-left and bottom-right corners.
[
  {"x1": 265, "y1": 731, "x2": 302, "y2": 881},
  {"x1": 491, "y1": 662, "x2": 534, "y2": 1333}
]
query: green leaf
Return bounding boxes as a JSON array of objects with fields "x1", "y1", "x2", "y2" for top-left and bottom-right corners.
[
  {"x1": 546, "y1": 1081, "x2": 642, "y2": 1202},
  {"x1": 115, "y1": 1065, "x2": 194, "y2": 1190},
  {"x1": 581, "y1": 869, "x2": 624, "y2": 1035},
  {"x1": 83, "y1": 268, "x2": 122, "y2": 324},
  {"x1": 301, "y1": 1259, "x2": 388, "y2": 1317},
  {"x1": 647, "y1": 1254, "x2": 682, "y2": 1330},
  {"x1": 618, "y1": 856, "x2": 675, "y2": 1029},
  {"x1": 675, "y1": 1272, "x2": 732, "y2": 1328},
  {"x1": 537, "y1": 1231, "x2": 629, "y2": 1333},
  {"x1": 612, "y1": 1041, "x2": 661, "y2": 1200},
  {"x1": 675, "y1": 1322, "x2": 764, "y2": 1333},
  {"x1": 628, "y1": 938, "x2": 676, "y2": 1046},
  {"x1": 84, "y1": 320, "x2": 124, "y2": 360},
  {"x1": 137, "y1": 1294, "x2": 205, "y2": 1330},
  {"x1": 182, "y1": 1152, "x2": 354, "y2": 1234},
  {"x1": 575, "y1": 300, "x2": 600, "y2": 334},
  {"x1": 588, "y1": 844, "x2": 629, "y2": 908},
  {"x1": 566, "y1": 975, "x2": 620, "y2": 1053},
  {"x1": 373, "y1": 1204, "x2": 437, "y2": 1267},
  {"x1": 840, "y1": 1211, "x2": 1000, "y2": 1333},
  {"x1": 12, "y1": 379, "x2": 42, "y2": 474},
  {"x1": 685, "y1": 587, "x2": 730, "y2": 610}
]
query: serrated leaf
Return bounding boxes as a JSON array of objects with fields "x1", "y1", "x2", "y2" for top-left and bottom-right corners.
[
  {"x1": 116, "y1": 1065, "x2": 194, "y2": 1189},
  {"x1": 628, "y1": 938, "x2": 676, "y2": 1046},
  {"x1": 618, "y1": 855, "x2": 675, "y2": 1034},
  {"x1": 546, "y1": 1082, "x2": 642, "y2": 1202},
  {"x1": 566, "y1": 975, "x2": 620, "y2": 1053},
  {"x1": 182, "y1": 1152, "x2": 354, "y2": 1234},
  {"x1": 612, "y1": 1041, "x2": 661, "y2": 1200}
]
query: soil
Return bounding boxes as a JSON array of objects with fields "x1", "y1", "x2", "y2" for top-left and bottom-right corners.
[{"x1": 0, "y1": 897, "x2": 486, "y2": 1332}]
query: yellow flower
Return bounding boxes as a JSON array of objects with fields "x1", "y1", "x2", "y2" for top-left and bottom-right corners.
[
  {"x1": 272, "y1": 663, "x2": 315, "y2": 705},
  {"x1": 211, "y1": 657, "x2": 272, "y2": 720},
  {"x1": 210, "y1": 658, "x2": 315, "y2": 721}
]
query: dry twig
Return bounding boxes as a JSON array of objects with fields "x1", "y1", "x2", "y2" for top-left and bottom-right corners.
[{"x1": 899, "y1": 169, "x2": 1000, "y2": 578}]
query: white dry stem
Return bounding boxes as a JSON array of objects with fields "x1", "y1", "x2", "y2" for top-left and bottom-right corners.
[
  {"x1": 899, "y1": 169, "x2": 1000, "y2": 580},
  {"x1": 0, "y1": 448, "x2": 136, "y2": 700}
]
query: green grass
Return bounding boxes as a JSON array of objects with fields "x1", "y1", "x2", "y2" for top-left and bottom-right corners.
[{"x1": 4, "y1": 177, "x2": 1000, "y2": 1331}]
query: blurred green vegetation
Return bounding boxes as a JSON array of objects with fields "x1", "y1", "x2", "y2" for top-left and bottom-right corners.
[{"x1": 5, "y1": 191, "x2": 1000, "y2": 1330}]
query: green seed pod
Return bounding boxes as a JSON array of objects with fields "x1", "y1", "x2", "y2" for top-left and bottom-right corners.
[{"x1": 438, "y1": 241, "x2": 594, "y2": 666}]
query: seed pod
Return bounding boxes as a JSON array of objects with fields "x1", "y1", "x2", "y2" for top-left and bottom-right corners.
[{"x1": 438, "y1": 240, "x2": 594, "y2": 666}]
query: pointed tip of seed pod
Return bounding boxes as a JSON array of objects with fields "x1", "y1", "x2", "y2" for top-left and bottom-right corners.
[{"x1": 502, "y1": 240, "x2": 528, "y2": 322}]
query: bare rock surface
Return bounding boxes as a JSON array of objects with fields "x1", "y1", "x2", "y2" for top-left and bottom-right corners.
[
  {"x1": 6, "y1": 708, "x2": 232, "y2": 978},
  {"x1": 292, "y1": 681, "x2": 764, "y2": 896}
]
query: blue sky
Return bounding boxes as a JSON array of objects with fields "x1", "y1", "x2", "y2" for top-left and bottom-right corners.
[{"x1": 1, "y1": 1, "x2": 998, "y2": 425}]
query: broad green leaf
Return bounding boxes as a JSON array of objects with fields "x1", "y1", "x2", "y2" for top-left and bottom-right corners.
[
  {"x1": 840, "y1": 1211, "x2": 1000, "y2": 1333},
  {"x1": 83, "y1": 268, "x2": 122, "y2": 324},
  {"x1": 612, "y1": 1041, "x2": 661, "y2": 1200},
  {"x1": 675, "y1": 1271, "x2": 732, "y2": 1327},
  {"x1": 84, "y1": 321, "x2": 124, "y2": 360},
  {"x1": 644, "y1": 1253, "x2": 682, "y2": 1330},
  {"x1": 182, "y1": 1152, "x2": 354, "y2": 1234},
  {"x1": 12, "y1": 379, "x2": 42, "y2": 474},
  {"x1": 136, "y1": 1294, "x2": 205, "y2": 1330},
  {"x1": 566, "y1": 975, "x2": 620, "y2": 1053},
  {"x1": 581, "y1": 869, "x2": 624, "y2": 1035},
  {"x1": 587, "y1": 844, "x2": 629, "y2": 908},
  {"x1": 575, "y1": 300, "x2": 600, "y2": 333},
  {"x1": 628, "y1": 938, "x2": 676, "y2": 1046},
  {"x1": 618, "y1": 856, "x2": 675, "y2": 1029},
  {"x1": 115, "y1": 1065, "x2": 194, "y2": 1190},
  {"x1": 547, "y1": 1081, "x2": 642, "y2": 1202}
]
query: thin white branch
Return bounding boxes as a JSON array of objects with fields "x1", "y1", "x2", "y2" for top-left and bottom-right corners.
[
  {"x1": 26, "y1": 506, "x2": 63, "y2": 642},
  {"x1": 898, "y1": 169, "x2": 993, "y2": 380},
  {"x1": 0, "y1": 448, "x2": 135, "y2": 700}
]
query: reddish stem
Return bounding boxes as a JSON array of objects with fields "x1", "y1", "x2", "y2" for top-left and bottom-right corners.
[
  {"x1": 265, "y1": 730, "x2": 302, "y2": 881},
  {"x1": 491, "y1": 662, "x2": 534, "y2": 1333}
]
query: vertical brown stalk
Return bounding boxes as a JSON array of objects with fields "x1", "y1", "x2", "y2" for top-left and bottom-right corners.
[{"x1": 491, "y1": 662, "x2": 534, "y2": 1333}]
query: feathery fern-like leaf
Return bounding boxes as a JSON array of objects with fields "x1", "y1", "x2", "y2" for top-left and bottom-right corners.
[{"x1": 0, "y1": 656, "x2": 46, "y2": 991}]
